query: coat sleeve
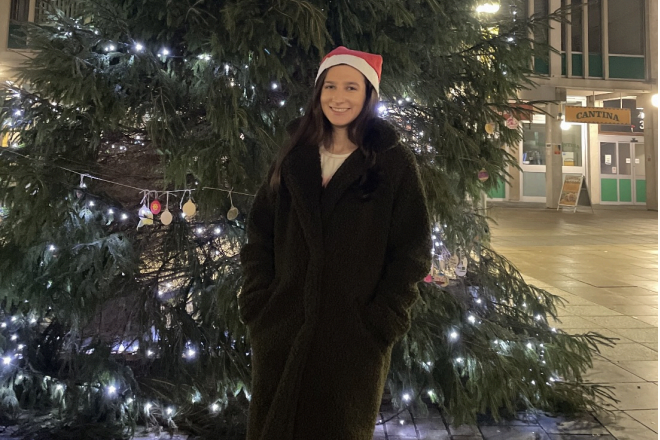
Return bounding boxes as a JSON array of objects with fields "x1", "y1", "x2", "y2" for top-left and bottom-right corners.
[
  {"x1": 361, "y1": 148, "x2": 432, "y2": 346},
  {"x1": 238, "y1": 165, "x2": 277, "y2": 326}
]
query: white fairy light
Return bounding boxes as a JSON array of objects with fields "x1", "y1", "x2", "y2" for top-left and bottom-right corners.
[
  {"x1": 30, "y1": 318, "x2": 36, "y2": 324},
  {"x1": 455, "y1": 357, "x2": 464, "y2": 363},
  {"x1": 186, "y1": 348, "x2": 196, "y2": 358},
  {"x1": 55, "y1": 384, "x2": 63, "y2": 391},
  {"x1": 88, "y1": 201, "x2": 95, "y2": 207},
  {"x1": 126, "y1": 397, "x2": 133, "y2": 404},
  {"x1": 49, "y1": 245, "x2": 56, "y2": 251},
  {"x1": 121, "y1": 213, "x2": 128, "y2": 220},
  {"x1": 271, "y1": 83, "x2": 278, "y2": 90},
  {"x1": 468, "y1": 315, "x2": 476, "y2": 324},
  {"x1": 10, "y1": 334, "x2": 17, "y2": 341},
  {"x1": 196, "y1": 227, "x2": 204, "y2": 234},
  {"x1": 11, "y1": 316, "x2": 16, "y2": 322},
  {"x1": 198, "y1": 54, "x2": 211, "y2": 61},
  {"x1": 527, "y1": 343, "x2": 533, "y2": 349},
  {"x1": 159, "y1": 48, "x2": 170, "y2": 56},
  {"x1": 378, "y1": 105, "x2": 387, "y2": 113},
  {"x1": 145, "y1": 403, "x2": 152, "y2": 411},
  {"x1": 535, "y1": 314, "x2": 542, "y2": 320},
  {"x1": 280, "y1": 100, "x2": 286, "y2": 106},
  {"x1": 402, "y1": 393, "x2": 411, "y2": 402},
  {"x1": 214, "y1": 227, "x2": 222, "y2": 235},
  {"x1": 166, "y1": 407, "x2": 174, "y2": 415},
  {"x1": 551, "y1": 328, "x2": 557, "y2": 333},
  {"x1": 476, "y1": 298, "x2": 482, "y2": 304},
  {"x1": 107, "y1": 385, "x2": 116, "y2": 395},
  {"x1": 531, "y1": 380, "x2": 536, "y2": 385},
  {"x1": 147, "y1": 350, "x2": 154, "y2": 357},
  {"x1": 450, "y1": 331, "x2": 458, "y2": 340},
  {"x1": 134, "y1": 43, "x2": 144, "y2": 52},
  {"x1": 2, "y1": 356, "x2": 11, "y2": 365},
  {"x1": 107, "y1": 209, "x2": 114, "y2": 214},
  {"x1": 211, "y1": 403, "x2": 220, "y2": 412}
]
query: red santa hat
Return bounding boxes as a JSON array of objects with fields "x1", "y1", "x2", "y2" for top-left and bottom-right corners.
[{"x1": 315, "y1": 46, "x2": 383, "y2": 95}]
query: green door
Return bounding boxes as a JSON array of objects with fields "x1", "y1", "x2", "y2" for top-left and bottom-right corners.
[
  {"x1": 600, "y1": 140, "x2": 645, "y2": 205},
  {"x1": 634, "y1": 143, "x2": 646, "y2": 203}
]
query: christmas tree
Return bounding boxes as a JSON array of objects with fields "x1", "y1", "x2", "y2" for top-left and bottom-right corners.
[{"x1": 0, "y1": 0, "x2": 613, "y2": 438}]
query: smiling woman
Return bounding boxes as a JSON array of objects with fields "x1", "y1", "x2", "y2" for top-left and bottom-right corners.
[{"x1": 239, "y1": 46, "x2": 432, "y2": 440}]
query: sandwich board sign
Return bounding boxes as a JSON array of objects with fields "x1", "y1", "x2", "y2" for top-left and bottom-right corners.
[{"x1": 558, "y1": 174, "x2": 593, "y2": 213}]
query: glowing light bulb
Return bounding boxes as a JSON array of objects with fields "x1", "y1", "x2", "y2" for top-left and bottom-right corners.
[
  {"x1": 403, "y1": 393, "x2": 411, "y2": 402},
  {"x1": 527, "y1": 343, "x2": 533, "y2": 349},
  {"x1": 2, "y1": 356, "x2": 10, "y2": 365},
  {"x1": 468, "y1": 315, "x2": 476, "y2": 324},
  {"x1": 134, "y1": 43, "x2": 143, "y2": 52},
  {"x1": 211, "y1": 403, "x2": 219, "y2": 412},
  {"x1": 450, "y1": 331, "x2": 458, "y2": 340},
  {"x1": 476, "y1": 3, "x2": 500, "y2": 13},
  {"x1": 107, "y1": 385, "x2": 116, "y2": 395}
]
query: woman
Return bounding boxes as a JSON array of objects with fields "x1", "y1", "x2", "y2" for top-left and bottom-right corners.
[{"x1": 238, "y1": 47, "x2": 432, "y2": 440}]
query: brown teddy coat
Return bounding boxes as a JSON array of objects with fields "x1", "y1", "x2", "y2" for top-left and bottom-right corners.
[{"x1": 238, "y1": 118, "x2": 432, "y2": 440}]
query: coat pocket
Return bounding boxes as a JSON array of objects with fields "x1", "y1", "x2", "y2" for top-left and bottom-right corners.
[
  {"x1": 237, "y1": 282, "x2": 276, "y2": 325},
  {"x1": 354, "y1": 300, "x2": 392, "y2": 353}
]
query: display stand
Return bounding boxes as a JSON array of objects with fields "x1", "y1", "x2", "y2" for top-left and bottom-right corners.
[{"x1": 557, "y1": 174, "x2": 594, "y2": 213}]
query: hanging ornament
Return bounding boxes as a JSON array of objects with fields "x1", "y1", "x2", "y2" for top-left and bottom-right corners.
[
  {"x1": 506, "y1": 117, "x2": 519, "y2": 129},
  {"x1": 138, "y1": 211, "x2": 153, "y2": 228},
  {"x1": 138, "y1": 204, "x2": 151, "y2": 218},
  {"x1": 424, "y1": 274, "x2": 433, "y2": 283},
  {"x1": 161, "y1": 192, "x2": 173, "y2": 225},
  {"x1": 485, "y1": 123, "x2": 496, "y2": 134},
  {"x1": 455, "y1": 256, "x2": 468, "y2": 277},
  {"x1": 478, "y1": 168, "x2": 489, "y2": 182},
  {"x1": 150, "y1": 200, "x2": 162, "y2": 215},
  {"x1": 161, "y1": 209, "x2": 173, "y2": 225},
  {"x1": 449, "y1": 255, "x2": 459, "y2": 267},
  {"x1": 182, "y1": 191, "x2": 196, "y2": 217},
  {"x1": 433, "y1": 274, "x2": 449, "y2": 287},
  {"x1": 227, "y1": 189, "x2": 239, "y2": 221}
]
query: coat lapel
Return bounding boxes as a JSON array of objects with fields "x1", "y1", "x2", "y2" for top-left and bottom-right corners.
[
  {"x1": 282, "y1": 145, "x2": 323, "y2": 253},
  {"x1": 321, "y1": 149, "x2": 367, "y2": 224}
]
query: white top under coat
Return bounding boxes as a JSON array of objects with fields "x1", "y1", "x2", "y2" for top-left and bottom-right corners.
[{"x1": 319, "y1": 146, "x2": 352, "y2": 187}]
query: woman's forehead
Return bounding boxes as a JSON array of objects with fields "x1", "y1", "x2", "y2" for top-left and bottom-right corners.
[{"x1": 324, "y1": 65, "x2": 365, "y2": 83}]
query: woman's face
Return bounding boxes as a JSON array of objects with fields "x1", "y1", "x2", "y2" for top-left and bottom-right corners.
[{"x1": 320, "y1": 65, "x2": 367, "y2": 130}]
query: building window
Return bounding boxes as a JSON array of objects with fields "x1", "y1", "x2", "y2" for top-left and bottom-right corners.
[
  {"x1": 600, "y1": 98, "x2": 644, "y2": 133},
  {"x1": 608, "y1": 0, "x2": 644, "y2": 55},
  {"x1": 588, "y1": 0, "x2": 601, "y2": 53},
  {"x1": 8, "y1": 0, "x2": 30, "y2": 49},
  {"x1": 522, "y1": 122, "x2": 546, "y2": 165},
  {"x1": 571, "y1": 0, "x2": 583, "y2": 53}
]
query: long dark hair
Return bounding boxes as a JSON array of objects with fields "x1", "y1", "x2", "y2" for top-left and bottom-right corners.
[{"x1": 270, "y1": 68, "x2": 380, "y2": 197}]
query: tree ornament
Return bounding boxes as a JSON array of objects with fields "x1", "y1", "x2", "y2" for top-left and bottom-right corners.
[
  {"x1": 506, "y1": 117, "x2": 519, "y2": 129},
  {"x1": 455, "y1": 257, "x2": 468, "y2": 277},
  {"x1": 161, "y1": 192, "x2": 173, "y2": 225},
  {"x1": 182, "y1": 192, "x2": 196, "y2": 217},
  {"x1": 478, "y1": 169, "x2": 489, "y2": 182},
  {"x1": 160, "y1": 209, "x2": 173, "y2": 226},
  {"x1": 227, "y1": 190, "x2": 239, "y2": 221},
  {"x1": 150, "y1": 200, "x2": 162, "y2": 215},
  {"x1": 485, "y1": 122, "x2": 496, "y2": 134}
]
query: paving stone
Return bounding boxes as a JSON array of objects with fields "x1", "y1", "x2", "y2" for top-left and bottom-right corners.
[
  {"x1": 537, "y1": 414, "x2": 610, "y2": 435},
  {"x1": 596, "y1": 410, "x2": 658, "y2": 440},
  {"x1": 480, "y1": 425, "x2": 550, "y2": 439},
  {"x1": 547, "y1": 435, "x2": 616, "y2": 439}
]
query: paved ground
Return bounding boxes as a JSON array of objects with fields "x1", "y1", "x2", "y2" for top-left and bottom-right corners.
[{"x1": 371, "y1": 202, "x2": 658, "y2": 440}]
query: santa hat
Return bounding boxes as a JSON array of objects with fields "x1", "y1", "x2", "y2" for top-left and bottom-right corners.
[{"x1": 315, "y1": 46, "x2": 383, "y2": 95}]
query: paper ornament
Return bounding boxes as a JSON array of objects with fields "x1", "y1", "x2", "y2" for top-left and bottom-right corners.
[
  {"x1": 150, "y1": 200, "x2": 162, "y2": 215},
  {"x1": 506, "y1": 117, "x2": 519, "y2": 129},
  {"x1": 160, "y1": 209, "x2": 173, "y2": 226},
  {"x1": 478, "y1": 169, "x2": 489, "y2": 182},
  {"x1": 138, "y1": 207, "x2": 153, "y2": 229},
  {"x1": 455, "y1": 257, "x2": 468, "y2": 277},
  {"x1": 227, "y1": 206, "x2": 239, "y2": 221},
  {"x1": 424, "y1": 274, "x2": 433, "y2": 283},
  {"x1": 433, "y1": 275, "x2": 449, "y2": 287},
  {"x1": 183, "y1": 200, "x2": 197, "y2": 217},
  {"x1": 485, "y1": 123, "x2": 496, "y2": 134}
]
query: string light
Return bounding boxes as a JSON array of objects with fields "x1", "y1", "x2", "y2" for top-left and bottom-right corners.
[
  {"x1": 107, "y1": 385, "x2": 117, "y2": 395},
  {"x1": 450, "y1": 331, "x2": 459, "y2": 340}
]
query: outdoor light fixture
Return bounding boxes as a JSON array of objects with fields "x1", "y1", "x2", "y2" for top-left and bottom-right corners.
[{"x1": 476, "y1": 3, "x2": 500, "y2": 13}]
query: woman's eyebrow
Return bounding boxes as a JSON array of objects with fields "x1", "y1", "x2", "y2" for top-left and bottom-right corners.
[{"x1": 324, "y1": 80, "x2": 361, "y2": 86}]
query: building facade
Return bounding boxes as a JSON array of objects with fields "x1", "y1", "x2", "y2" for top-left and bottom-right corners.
[{"x1": 491, "y1": 0, "x2": 658, "y2": 210}]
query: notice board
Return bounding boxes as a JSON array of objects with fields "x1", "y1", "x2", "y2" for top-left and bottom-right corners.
[{"x1": 558, "y1": 175, "x2": 593, "y2": 213}]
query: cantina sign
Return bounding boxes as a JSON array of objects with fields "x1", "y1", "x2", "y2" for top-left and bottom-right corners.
[{"x1": 565, "y1": 106, "x2": 631, "y2": 125}]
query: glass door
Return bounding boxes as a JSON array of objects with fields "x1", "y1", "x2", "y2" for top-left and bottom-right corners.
[
  {"x1": 599, "y1": 139, "x2": 645, "y2": 204},
  {"x1": 633, "y1": 143, "x2": 646, "y2": 204}
]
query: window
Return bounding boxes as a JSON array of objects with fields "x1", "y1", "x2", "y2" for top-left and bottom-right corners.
[
  {"x1": 588, "y1": 0, "x2": 601, "y2": 53},
  {"x1": 608, "y1": 0, "x2": 644, "y2": 55},
  {"x1": 571, "y1": 0, "x2": 582, "y2": 52},
  {"x1": 601, "y1": 98, "x2": 644, "y2": 133},
  {"x1": 8, "y1": 0, "x2": 30, "y2": 49},
  {"x1": 522, "y1": 123, "x2": 546, "y2": 165}
]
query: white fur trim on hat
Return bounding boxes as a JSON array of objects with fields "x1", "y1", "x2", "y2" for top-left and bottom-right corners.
[{"x1": 315, "y1": 54, "x2": 380, "y2": 95}]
